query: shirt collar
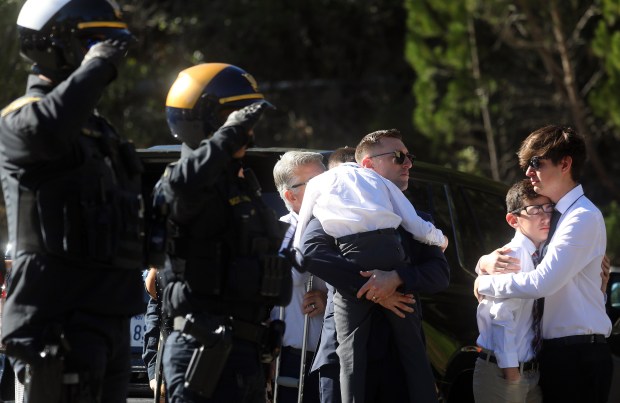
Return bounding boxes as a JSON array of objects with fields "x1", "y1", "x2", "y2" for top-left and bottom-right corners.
[
  {"x1": 554, "y1": 184, "x2": 584, "y2": 214},
  {"x1": 512, "y1": 231, "x2": 538, "y2": 256},
  {"x1": 280, "y1": 211, "x2": 298, "y2": 225}
]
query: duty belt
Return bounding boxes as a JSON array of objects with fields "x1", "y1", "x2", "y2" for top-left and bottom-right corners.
[{"x1": 174, "y1": 315, "x2": 267, "y2": 345}]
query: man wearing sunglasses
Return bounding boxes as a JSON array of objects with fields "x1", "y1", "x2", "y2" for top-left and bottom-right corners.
[
  {"x1": 293, "y1": 136, "x2": 448, "y2": 402},
  {"x1": 299, "y1": 129, "x2": 450, "y2": 402},
  {"x1": 475, "y1": 125, "x2": 612, "y2": 403}
]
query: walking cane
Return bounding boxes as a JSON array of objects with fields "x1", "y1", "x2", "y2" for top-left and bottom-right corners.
[
  {"x1": 272, "y1": 305, "x2": 285, "y2": 403},
  {"x1": 154, "y1": 326, "x2": 168, "y2": 403},
  {"x1": 297, "y1": 274, "x2": 314, "y2": 403}
]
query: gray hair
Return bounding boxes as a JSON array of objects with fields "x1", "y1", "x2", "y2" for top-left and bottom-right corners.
[{"x1": 273, "y1": 151, "x2": 325, "y2": 211}]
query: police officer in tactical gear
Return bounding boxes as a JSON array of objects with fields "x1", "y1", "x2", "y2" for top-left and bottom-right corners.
[
  {"x1": 156, "y1": 63, "x2": 292, "y2": 402},
  {"x1": 0, "y1": 0, "x2": 144, "y2": 401}
]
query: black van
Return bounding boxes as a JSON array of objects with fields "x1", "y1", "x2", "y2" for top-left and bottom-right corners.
[{"x1": 134, "y1": 146, "x2": 619, "y2": 402}]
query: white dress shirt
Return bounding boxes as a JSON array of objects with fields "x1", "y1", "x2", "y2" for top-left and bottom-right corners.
[
  {"x1": 477, "y1": 185, "x2": 611, "y2": 339},
  {"x1": 270, "y1": 212, "x2": 327, "y2": 351},
  {"x1": 476, "y1": 231, "x2": 537, "y2": 367},
  {"x1": 293, "y1": 162, "x2": 444, "y2": 249}
]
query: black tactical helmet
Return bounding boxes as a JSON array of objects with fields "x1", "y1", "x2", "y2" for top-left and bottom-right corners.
[
  {"x1": 17, "y1": 0, "x2": 132, "y2": 82},
  {"x1": 165, "y1": 63, "x2": 268, "y2": 149}
]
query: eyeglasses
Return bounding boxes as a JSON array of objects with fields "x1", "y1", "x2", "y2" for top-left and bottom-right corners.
[
  {"x1": 369, "y1": 151, "x2": 416, "y2": 165},
  {"x1": 510, "y1": 202, "x2": 555, "y2": 216},
  {"x1": 290, "y1": 182, "x2": 307, "y2": 189},
  {"x1": 528, "y1": 156, "x2": 549, "y2": 170}
]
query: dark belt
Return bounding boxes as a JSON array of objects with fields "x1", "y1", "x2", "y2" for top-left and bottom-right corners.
[
  {"x1": 478, "y1": 351, "x2": 539, "y2": 372},
  {"x1": 336, "y1": 227, "x2": 398, "y2": 245},
  {"x1": 282, "y1": 346, "x2": 303, "y2": 355},
  {"x1": 543, "y1": 334, "x2": 606, "y2": 348},
  {"x1": 282, "y1": 346, "x2": 316, "y2": 356},
  {"x1": 174, "y1": 315, "x2": 267, "y2": 345}
]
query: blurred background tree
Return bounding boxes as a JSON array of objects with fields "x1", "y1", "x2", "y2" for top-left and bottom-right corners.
[{"x1": 0, "y1": 0, "x2": 618, "y2": 261}]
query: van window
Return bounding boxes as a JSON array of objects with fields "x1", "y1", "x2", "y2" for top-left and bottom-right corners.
[
  {"x1": 453, "y1": 187, "x2": 511, "y2": 273},
  {"x1": 404, "y1": 178, "x2": 453, "y2": 242},
  {"x1": 406, "y1": 179, "x2": 452, "y2": 231}
]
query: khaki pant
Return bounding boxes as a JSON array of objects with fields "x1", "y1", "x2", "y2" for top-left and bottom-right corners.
[{"x1": 473, "y1": 357, "x2": 542, "y2": 403}]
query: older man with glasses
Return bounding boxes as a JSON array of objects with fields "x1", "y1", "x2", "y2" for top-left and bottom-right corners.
[
  {"x1": 298, "y1": 129, "x2": 450, "y2": 403},
  {"x1": 270, "y1": 151, "x2": 329, "y2": 403}
]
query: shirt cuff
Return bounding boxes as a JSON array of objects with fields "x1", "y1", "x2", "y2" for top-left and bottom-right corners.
[
  {"x1": 477, "y1": 275, "x2": 494, "y2": 297},
  {"x1": 495, "y1": 351, "x2": 519, "y2": 368}
]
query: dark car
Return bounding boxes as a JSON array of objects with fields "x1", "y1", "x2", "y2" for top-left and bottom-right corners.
[
  {"x1": 134, "y1": 145, "x2": 619, "y2": 402},
  {"x1": 605, "y1": 266, "x2": 620, "y2": 403}
]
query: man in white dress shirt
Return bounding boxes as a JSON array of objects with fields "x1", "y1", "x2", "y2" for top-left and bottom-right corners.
[
  {"x1": 475, "y1": 125, "x2": 612, "y2": 403},
  {"x1": 473, "y1": 179, "x2": 549, "y2": 403},
  {"x1": 271, "y1": 151, "x2": 328, "y2": 403}
]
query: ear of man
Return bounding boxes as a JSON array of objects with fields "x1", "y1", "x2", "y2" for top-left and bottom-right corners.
[
  {"x1": 360, "y1": 156, "x2": 373, "y2": 169},
  {"x1": 505, "y1": 213, "x2": 519, "y2": 229},
  {"x1": 560, "y1": 156, "x2": 572, "y2": 174}
]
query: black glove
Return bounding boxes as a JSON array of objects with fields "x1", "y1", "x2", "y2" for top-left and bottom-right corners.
[
  {"x1": 222, "y1": 100, "x2": 275, "y2": 132},
  {"x1": 81, "y1": 37, "x2": 131, "y2": 72}
]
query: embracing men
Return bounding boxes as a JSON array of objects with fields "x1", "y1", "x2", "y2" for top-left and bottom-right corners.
[{"x1": 475, "y1": 125, "x2": 612, "y2": 403}]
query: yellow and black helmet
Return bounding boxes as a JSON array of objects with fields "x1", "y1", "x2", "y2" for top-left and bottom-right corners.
[
  {"x1": 17, "y1": 0, "x2": 132, "y2": 82},
  {"x1": 165, "y1": 63, "x2": 268, "y2": 149}
]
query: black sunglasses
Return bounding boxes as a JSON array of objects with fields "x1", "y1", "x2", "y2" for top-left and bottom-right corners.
[
  {"x1": 528, "y1": 156, "x2": 549, "y2": 170},
  {"x1": 369, "y1": 151, "x2": 416, "y2": 165},
  {"x1": 510, "y1": 202, "x2": 555, "y2": 216}
]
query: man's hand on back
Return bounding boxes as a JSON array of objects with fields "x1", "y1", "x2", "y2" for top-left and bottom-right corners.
[
  {"x1": 377, "y1": 293, "x2": 415, "y2": 318},
  {"x1": 601, "y1": 254, "x2": 611, "y2": 294},
  {"x1": 357, "y1": 270, "x2": 403, "y2": 301},
  {"x1": 478, "y1": 247, "x2": 521, "y2": 275}
]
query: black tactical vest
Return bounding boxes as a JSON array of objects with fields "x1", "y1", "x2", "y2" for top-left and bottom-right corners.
[
  {"x1": 164, "y1": 166, "x2": 292, "y2": 313},
  {"x1": 14, "y1": 113, "x2": 144, "y2": 270}
]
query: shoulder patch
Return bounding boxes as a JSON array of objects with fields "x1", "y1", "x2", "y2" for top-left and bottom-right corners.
[{"x1": 1, "y1": 96, "x2": 42, "y2": 118}]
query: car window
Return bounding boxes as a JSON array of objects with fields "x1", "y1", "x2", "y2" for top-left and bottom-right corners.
[
  {"x1": 405, "y1": 179, "x2": 452, "y2": 235},
  {"x1": 452, "y1": 187, "x2": 511, "y2": 273}
]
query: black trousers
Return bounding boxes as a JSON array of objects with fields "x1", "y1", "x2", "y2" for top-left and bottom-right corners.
[
  {"x1": 276, "y1": 347, "x2": 319, "y2": 403},
  {"x1": 539, "y1": 340, "x2": 612, "y2": 403}
]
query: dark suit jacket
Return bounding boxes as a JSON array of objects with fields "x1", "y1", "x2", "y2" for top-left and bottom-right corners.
[{"x1": 301, "y1": 215, "x2": 450, "y2": 372}]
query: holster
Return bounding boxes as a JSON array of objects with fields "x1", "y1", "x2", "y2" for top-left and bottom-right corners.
[
  {"x1": 260, "y1": 319, "x2": 286, "y2": 364},
  {"x1": 23, "y1": 344, "x2": 65, "y2": 403},
  {"x1": 182, "y1": 314, "x2": 232, "y2": 398}
]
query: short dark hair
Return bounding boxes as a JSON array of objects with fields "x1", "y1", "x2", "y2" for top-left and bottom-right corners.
[
  {"x1": 517, "y1": 125, "x2": 586, "y2": 181},
  {"x1": 355, "y1": 129, "x2": 402, "y2": 163},
  {"x1": 328, "y1": 147, "x2": 356, "y2": 169},
  {"x1": 506, "y1": 179, "x2": 540, "y2": 213}
]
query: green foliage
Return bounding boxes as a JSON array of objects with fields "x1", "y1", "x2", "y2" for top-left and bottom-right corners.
[
  {"x1": 404, "y1": 0, "x2": 620, "y2": 209},
  {"x1": 590, "y1": 1, "x2": 620, "y2": 136},
  {"x1": 0, "y1": 0, "x2": 28, "y2": 104},
  {"x1": 404, "y1": 0, "x2": 479, "y2": 164}
]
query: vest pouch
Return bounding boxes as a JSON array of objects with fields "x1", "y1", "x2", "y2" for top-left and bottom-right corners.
[
  {"x1": 226, "y1": 257, "x2": 262, "y2": 302},
  {"x1": 35, "y1": 174, "x2": 140, "y2": 268},
  {"x1": 259, "y1": 255, "x2": 292, "y2": 306},
  {"x1": 36, "y1": 174, "x2": 86, "y2": 258},
  {"x1": 113, "y1": 189, "x2": 144, "y2": 269},
  {"x1": 185, "y1": 242, "x2": 223, "y2": 296},
  {"x1": 81, "y1": 196, "x2": 118, "y2": 263}
]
